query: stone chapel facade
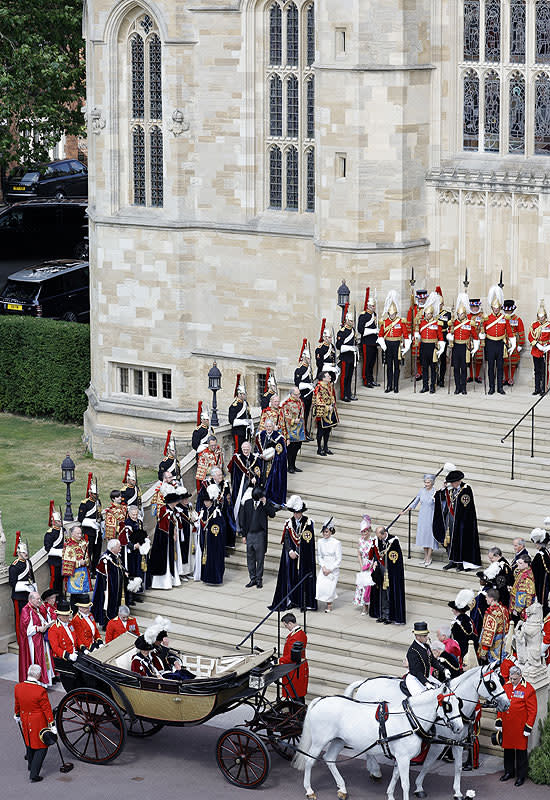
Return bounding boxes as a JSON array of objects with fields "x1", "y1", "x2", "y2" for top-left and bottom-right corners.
[{"x1": 83, "y1": 0, "x2": 550, "y2": 461}]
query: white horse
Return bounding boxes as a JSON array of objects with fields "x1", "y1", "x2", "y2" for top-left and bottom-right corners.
[
  {"x1": 345, "y1": 665, "x2": 510, "y2": 800},
  {"x1": 292, "y1": 686, "x2": 463, "y2": 800}
]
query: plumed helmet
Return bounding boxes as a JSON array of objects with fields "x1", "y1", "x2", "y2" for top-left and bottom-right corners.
[
  {"x1": 530, "y1": 527, "x2": 548, "y2": 544},
  {"x1": 144, "y1": 615, "x2": 171, "y2": 645},
  {"x1": 448, "y1": 588, "x2": 475, "y2": 612},
  {"x1": 286, "y1": 494, "x2": 307, "y2": 512},
  {"x1": 424, "y1": 291, "x2": 442, "y2": 318},
  {"x1": 455, "y1": 292, "x2": 471, "y2": 317},
  {"x1": 487, "y1": 285, "x2": 504, "y2": 312},
  {"x1": 537, "y1": 300, "x2": 547, "y2": 320},
  {"x1": 383, "y1": 290, "x2": 400, "y2": 318}
]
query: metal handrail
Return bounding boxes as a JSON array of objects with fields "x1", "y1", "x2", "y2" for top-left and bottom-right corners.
[{"x1": 500, "y1": 387, "x2": 549, "y2": 479}]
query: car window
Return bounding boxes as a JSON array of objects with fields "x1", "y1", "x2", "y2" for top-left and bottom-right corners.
[
  {"x1": 63, "y1": 269, "x2": 88, "y2": 292},
  {"x1": 0, "y1": 280, "x2": 40, "y2": 304},
  {"x1": 70, "y1": 161, "x2": 85, "y2": 174},
  {"x1": 0, "y1": 208, "x2": 24, "y2": 230},
  {"x1": 53, "y1": 162, "x2": 72, "y2": 176},
  {"x1": 40, "y1": 276, "x2": 65, "y2": 298},
  {"x1": 21, "y1": 206, "x2": 59, "y2": 233}
]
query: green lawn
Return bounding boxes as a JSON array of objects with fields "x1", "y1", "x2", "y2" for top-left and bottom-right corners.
[{"x1": 0, "y1": 413, "x2": 157, "y2": 555}]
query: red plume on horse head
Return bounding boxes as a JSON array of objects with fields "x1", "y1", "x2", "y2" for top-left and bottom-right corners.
[
  {"x1": 197, "y1": 401, "x2": 203, "y2": 427},
  {"x1": 364, "y1": 287, "x2": 370, "y2": 311},
  {"x1": 123, "y1": 459, "x2": 131, "y2": 483},
  {"x1": 163, "y1": 430, "x2": 172, "y2": 457},
  {"x1": 318, "y1": 318, "x2": 326, "y2": 343}
]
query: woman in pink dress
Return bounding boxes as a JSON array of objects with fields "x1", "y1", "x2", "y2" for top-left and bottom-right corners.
[{"x1": 354, "y1": 515, "x2": 374, "y2": 615}]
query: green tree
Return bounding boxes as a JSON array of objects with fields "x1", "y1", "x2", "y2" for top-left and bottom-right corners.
[{"x1": 0, "y1": 0, "x2": 85, "y2": 185}]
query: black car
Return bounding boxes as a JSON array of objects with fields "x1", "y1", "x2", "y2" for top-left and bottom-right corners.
[
  {"x1": 0, "y1": 260, "x2": 89, "y2": 322},
  {"x1": 0, "y1": 200, "x2": 88, "y2": 259},
  {"x1": 6, "y1": 159, "x2": 88, "y2": 202}
]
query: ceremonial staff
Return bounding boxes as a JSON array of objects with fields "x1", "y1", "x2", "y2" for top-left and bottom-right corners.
[
  {"x1": 410, "y1": 268, "x2": 416, "y2": 393},
  {"x1": 352, "y1": 303, "x2": 358, "y2": 400}
]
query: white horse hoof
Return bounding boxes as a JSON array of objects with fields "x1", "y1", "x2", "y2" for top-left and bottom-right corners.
[
  {"x1": 337, "y1": 792, "x2": 348, "y2": 800},
  {"x1": 306, "y1": 794, "x2": 317, "y2": 800},
  {"x1": 369, "y1": 773, "x2": 382, "y2": 781}
]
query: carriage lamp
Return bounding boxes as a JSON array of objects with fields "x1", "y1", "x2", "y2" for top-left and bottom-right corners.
[
  {"x1": 61, "y1": 453, "x2": 76, "y2": 522},
  {"x1": 208, "y1": 361, "x2": 222, "y2": 427},
  {"x1": 337, "y1": 279, "x2": 350, "y2": 323},
  {"x1": 249, "y1": 666, "x2": 266, "y2": 690}
]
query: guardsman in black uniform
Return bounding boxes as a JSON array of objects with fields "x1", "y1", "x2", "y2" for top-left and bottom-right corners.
[
  {"x1": 9, "y1": 540, "x2": 36, "y2": 644},
  {"x1": 336, "y1": 310, "x2": 358, "y2": 402},
  {"x1": 315, "y1": 320, "x2": 337, "y2": 381},
  {"x1": 77, "y1": 473, "x2": 102, "y2": 576},
  {"x1": 192, "y1": 402, "x2": 210, "y2": 457},
  {"x1": 357, "y1": 291, "x2": 380, "y2": 387},
  {"x1": 121, "y1": 461, "x2": 141, "y2": 509},
  {"x1": 406, "y1": 621, "x2": 447, "y2": 690},
  {"x1": 294, "y1": 342, "x2": 314, "y2": 440},
  {"x1": 228, "y1": 377, "x2": 253, "y2": 452},
  {"x1": 158, "y1": 430, "x2": 179, "y2": 481},
  {"x1": 43, "y1": 502, "x2": 64, "y2": 594},
  {"x1": 435, "y1": 286, "x2": 452, "y2": 387},
  {"x1": 448, "y1": 589, "x2": 476, "y2": 664}
]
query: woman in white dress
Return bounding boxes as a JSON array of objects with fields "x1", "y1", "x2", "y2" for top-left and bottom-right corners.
[
  {"x1": 399, "y1": 473, "x2": 438, "y2": 566},
  {"x1": 316, "y1": 520, "x2": 342, "y2": 613}
]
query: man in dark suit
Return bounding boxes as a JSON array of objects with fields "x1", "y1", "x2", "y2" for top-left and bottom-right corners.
[{"x1": 239, "y1": 485, "x2": 278, "y2": 589}]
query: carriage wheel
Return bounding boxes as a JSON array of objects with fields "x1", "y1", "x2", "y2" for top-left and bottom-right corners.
[
  {"x1": 56, "y1": 688, "x2": 126, "y2": 764},
  {"x1": 216, "y1": 727, "x2": 271, "y2": 789},
  {"x1": 126, "y1": 717, "x2": 164, "y2": 738},
  {"x1": 267, "y1": 700, "x2": 306, "y2": 761}
]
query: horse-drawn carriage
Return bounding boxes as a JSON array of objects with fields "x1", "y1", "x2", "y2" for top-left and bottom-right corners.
[{"x1": 53, "y1": 632, "x2": 306, "y2": 788}]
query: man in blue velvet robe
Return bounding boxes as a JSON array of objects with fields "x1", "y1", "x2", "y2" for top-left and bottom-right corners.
[
  {"x1": 198, "y1": 484, "x2": 226, "y2": 585},
  {"x1": 255, "y1": 418, "x2": 287, "y2": 506},
  {"x1": 92, "y1": 539, "x2": 127, "y2": 629},
  {"x1": 270, "y1": 495, "x2": 317, "y2": 612}
]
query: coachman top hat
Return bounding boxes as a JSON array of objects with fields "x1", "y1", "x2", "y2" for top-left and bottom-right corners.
[{"x1": 413, "y1": 621, "x2": 430, "y2": 636}]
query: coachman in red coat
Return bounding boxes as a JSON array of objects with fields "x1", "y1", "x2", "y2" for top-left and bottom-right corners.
[
  {"x1": 496, "y1": 665, "x2": 537, "y2": 786},
  {"x1": 279, "y1": 613, "x2": 309, "y2": 701},
  {"x1": 14, "y1": 665, "x2": 54, "y2": 782}
]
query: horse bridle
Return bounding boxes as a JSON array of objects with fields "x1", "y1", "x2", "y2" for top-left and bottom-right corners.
[
  {"x1": 456, "y1": 666, "x2": 507, "y2": 716},
  {"x1": 434, "y1": 690, "x2": 463, "y2": 728}
]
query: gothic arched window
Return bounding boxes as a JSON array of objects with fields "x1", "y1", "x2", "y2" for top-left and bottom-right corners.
[
  {"x1": 306, "y1": 148, "x2": 315, "y2": 211},
  {"x1": 269, "y1": 146, "x2": 282, "y2": 208},
  {"x1": 306, "y1": 4, "x2": 315, "y2": 66},
  {"x1": 286, "y1": 146, "x2": 299, "y2": 209},
  {"x1": 464, "y1": 1, "x2": 480, "y2": 61},
  {"x1": 306, "y1": 77, "x2": 314, "y2": 139},
  {"x1": 149, "y1": 34, "x2": 162, "y2": 119},
  {"x1": 510, "y1": 0, "x2": 526, "y2": 64},
  {"x1": 150, "y1": 126, "x2": 163, "y2": 206},
  {"x1": 535, "y1": 73, "x2": 550, "y2": 153},
  {"x1": 269, "y1": 4, "x2": 282, "y2": 65},
  {"x1": 287, "y1": 3, "x2": 299, "y2": 66},
  {"x1": 485, "y1": 0, "x2": 501, "y2": 62},
  {"x1": 484, "y1": 71, "x2": 500, "y2": 152},
  {"x1": 132, "y1": 125, "x2": 145, "y2": 205},
  {"x1": 270, "y1": 74, "x2": 282, "y2": 136},
  {"x1": 509, "y1": 73, "x2": 525, "y2": 153},
  {"x1": 131, "y1": 35, "x2": 144, "y2": 118},
  {"x1": 287, "y1": 75, "x2": 299, "y2": 137},
  {"x1": 536, "y1": 0, "x2": 550, "y2": 63},
  {"x1": 463, "y1": 70, "x2": 480, "y2": 150}
]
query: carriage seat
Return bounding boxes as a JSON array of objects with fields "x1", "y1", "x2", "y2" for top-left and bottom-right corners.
[{"x1": 115, "y1": 651, "x2": 135, "y2": 672}]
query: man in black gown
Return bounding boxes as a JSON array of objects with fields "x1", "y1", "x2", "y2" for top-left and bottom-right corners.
[
  {"x1": 270, "y1": 495, "x2": 317, "y2": 611},
  {"x1": 433, "y1": 467, "x2": 481, "y2": 572}
]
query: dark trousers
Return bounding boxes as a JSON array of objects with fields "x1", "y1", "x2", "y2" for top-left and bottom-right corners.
[
  {"x1": 386, "y1": 341, "x2": 400, "y2": 391},
  {"x1": 340, "y1": 357, "x2": 354, "y2": 400},
  {"x1": 301, "y1": 393, "x2": 312, "y2": 435},
  {"x1": 287, "y1": 441, "x2": 302, "y2": 470},
  {"x1": 420, "y1": 342, "x2": 437, "y2": 390},
  {"x1": 233, "y1": 427, "x2": 248, "y2": 453},
  {"x1": 503, "y1": 748, "x2": 528, "y2": 780},
  {"x1": 362, "y1": 343, "x2": 377, "y2": 384},
  {"x1": 26, "y1": 746, "x2": 47, "y2": 780},
  {"x1": 379, "y1": 588, "x2": 390, "y2": 620},
  {"x1": 486, "y1": 339, "x2": 504, "y2": 391},
  {"x1": 452, "y1": 343, "x2": 467, "y2": 392},
  {"x1": 533, "y1": 355, "x2": 546, "y2": 393},
  {"x1": 438, "y1": 342, "x2": 447, "y2": 385},
  {"x1": 48, "y1": 558, "x2": 63, "y2": 595},
  {"x1": 246, "y1": 531, "x2": 266, "y2": 583},
  {"x1": 316, "y1": 423, "x2": 331, "y2": 452},
  {"x1": 86, "y1": 528, "x2": 103, "y2": 575}
]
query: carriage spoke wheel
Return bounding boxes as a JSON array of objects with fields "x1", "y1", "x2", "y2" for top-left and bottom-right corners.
[
  {"x1": 216, "y1": 727, "x2": 270, "y2": 788},
  {"x1": 126, "y1": 716, "x2": 164, "y2": 738},
  {"x1": 267, "y1": 700, "x2": 306, "y2": 761},
  {"x1": 56, "y1": 688, "x2": 126, "y2": 764}
]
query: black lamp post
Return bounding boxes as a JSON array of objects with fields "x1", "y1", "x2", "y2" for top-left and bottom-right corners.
[
  {"x1": 208, "y1": 361, "x2": 222, "y2": 427},
  {"x1": 61, "y1": 454, "x2": 75, "y2": 522},
  {"x1": 337, "y1": 279, "x2": 350, "y2": 323}
]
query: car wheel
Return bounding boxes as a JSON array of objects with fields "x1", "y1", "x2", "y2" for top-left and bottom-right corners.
[
  {"x1": 55, "y1": 189, "x2": 66, "y2": 200},
  {"x1": 62, "y1": 311, "x2": 78, "y2": 322}
]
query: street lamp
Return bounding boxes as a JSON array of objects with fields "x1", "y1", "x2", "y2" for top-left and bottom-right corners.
[
  {"x1": 208, "y1": 361, "x2": 222, "y2": 427},
  {"x1": 337, "y1": 279, "x2": 350, "y2": 322},
  {"x1": 61, "y1": 454, "x2": 75, "y2": 522}
]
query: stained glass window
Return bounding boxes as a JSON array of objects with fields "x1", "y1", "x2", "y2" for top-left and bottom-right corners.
[
  {"x1": 307, "y1": 4, "x2": 315, "y2": 67},
  {"x1": 269, "y1": 74, "x2": 282, "y2": 136},
  {"x1": 150, "y1": 126, "x2": 163, "y2": 207},
  {"x1": 287, "y1": 75, "x2": 299, "y2": 138},
  {"x1": 536, "y1": 1, "x2": 550, "y2": 63},
  {"x1": 306, "y1": 148, "x2": 315, "y2": 211},
  {"x1": 306, "y1": 77, "x2": 314, "y2": 138},
  {"x1": 485, "y1": 0, "x2": 500, "y2": 62},
  {"x1": 535, "y1": 74, "x2": 550, "y2": 153},
  {"x1": 509, "y1": 73, "x2": 525, "y2": 153},
  {"x1": 510, "y1": 0, "x2": 526, "y2": 64},
  {"x1": 464, "y1": 1, "x2": 480, "y2": 61},
  {"x1": 269, "y1": 4, "x2": 282, "y2": 65},
  {"x1": 269, "y1": 146, "x2": 282, "y2": 208},
  {"x1": 286, "y1": 146, "x2": 299, "y2": 209},
  {"x1": 133, "y1": 126, "x2": 146, "y2": 205},
  {"x1": 131, "y1": 35, "x2": 144, "y2": 118},
  {"x1": 149, "y1": 34, "x2": 162, "y2": 120},
  {"x1": 463, "y1": 71, "x2": 480, "y2": 150},
  {"x1": 287, "y1": 3, "x2": 298, "y2": 66},
  {"x1": 484, "y1": 71, "x2": 500, "y2": 152}
]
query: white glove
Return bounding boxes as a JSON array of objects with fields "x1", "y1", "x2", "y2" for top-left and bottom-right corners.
[
  {"x1": 544, "y1": 345, "x2": 550, "y2": 354},
  {"x1": 437, "y1": 341, "x2": 445, "y2": 359},
  {"x1": 479, "y1": 332, "x2": 486, "y2": 340},
  {"x1": 542, "y1": 643, "x2": 549, "y2": 656},
  {"x1": 524, "y1": 730, "x2": 530, "y2": 738},
  {"x1": 508, "y1": 336, "x2": 516, "y2": 356},
  {"x1": 414, "y1": 331, "x2": 420, "y2": 341},
  {"x1": 49, "y1": 725, "x2": 57, "y2": 735},
  {"x1": 69, "y1": 652, "x2": 78, "y2": 661},
  {"x1": 84, "y1": 649, "x2": 90, "y2": 655},
  {"x1": 537, "y1": 343, "x2": 545, "y2": 351},
  {"x1": 472, "y1": 339, "x2": 480, "y2": 356},
  {"x1": 376, "y1": 337, "x2": 387, "y2": 352},
  {"x1": 98, "y1": 643, "x2": 105, "y2": 648},
  {"x1": 401, "y1": 338, "x2": 411, "y2": 355},
  {"x1": 517, "y1": 346, "x2": 522, "y2": 353},
  {"x1": 14, "y1": 715, "x2": 20, "y2": 722},
  {"x1": 446, "y1": 333, "x2": 454, "y2": 343}
]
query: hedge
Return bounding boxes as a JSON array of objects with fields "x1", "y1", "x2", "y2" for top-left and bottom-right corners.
[
  {"x1": 0, "y1": 316, "x2": 90, "y2": 423},
  {"x1": 529, "y1": 699, "x2": 550, "y2": 784}
]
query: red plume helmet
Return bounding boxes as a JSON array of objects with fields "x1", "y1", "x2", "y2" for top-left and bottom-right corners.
[
  {"x1": 234, "y1": 373, "x2": 241, "y2": 398},
  {"x1": 197, "y1": 401, "x2": 202, "y2": 427},
  {"x1": 123, "y1": 459, "x2": 131, "y2": 483},
  {"x1": 86, "y1": 472, "x2": 93, "y2": 495},
  {"x1": 364, "y1": 287, "x2": 370, "y2": 311},
  {"x1": 48, "y1": 500, "x2": 55, "y2": 527},
  {"x1": 435, "y1": 285, "x2": 443, "y2": 297},
  {"x1": 163, "y1": 430, "x2": 172, "y2": 457},
  {"x1": 318, "y1": 318, "x2": 326, "y2": 343},
  {"x1": 343, "y1": 302, "x2": 350, "y2": 320},
  {"x1": 299, "y1": 338, "x2": 307, "y2": 361},
  {"x1": 13, "y1": 530, "x2": 21, "y2": 557}
]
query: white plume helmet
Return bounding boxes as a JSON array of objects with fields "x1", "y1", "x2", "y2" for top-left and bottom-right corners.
[
  {"x1": 423, "y1": 291, "x2": 442, "y2": 317},
  {"x1": 286, "y1": 494, "x2": 306, "y2": 512},
  {"x1": 383, "y1": 290, "x2": 400, "y2": 317},
  {"x1": 144, "y1": 615, "x2": 171, "y2": 645},
  {"x1": 455, "y1": 293, "x2": 471, "y2": 316},
  {"x1": 443, "y1": 461, "x2": 457, "y2": 473},
  {"x1": 200, "y1": 410, "x2": 210, "y2": 421},
  {"x1": 487, "y1": 285, "x2": 504, "y2": 310},
  {"x1": 454, "y1": 588, "x2": 475, "y2": 610},
  {"x1": 530, "y1": 527, "x2": 547, "y2": 544},
  {"x1": 484, "y1": 562, "x2": 502, "y2": 580},
  {"x1": 207, "y1": 484, "x2": 220, "y2": 501}
]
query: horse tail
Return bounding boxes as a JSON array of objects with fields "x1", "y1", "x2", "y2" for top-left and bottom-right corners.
[
  {"x1": 343, "y1": 679, "x2": 364, "y2": 699},
  {"x1": 291, "y1": 697, "x2": 321, "y2": 771}
]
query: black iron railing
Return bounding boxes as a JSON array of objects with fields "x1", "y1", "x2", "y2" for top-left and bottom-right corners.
[{"x1": 501, "y1": 389, "x2": 549, "y2": 479}]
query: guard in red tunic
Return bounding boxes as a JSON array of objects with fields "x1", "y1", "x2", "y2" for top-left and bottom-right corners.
[
  {"x1": 527, "y1": 301, "x2": 550, "y2": 395},
  {"x1": 105, "y1": 606, "x2": 140, "y2": 643},
  {"x1": 414, "y1": 291, "x2": 445, "y2": 394},
  {"x1": 447, "y1": 294, "x2": 479, "y2": 395},
  {"x1": 279, "y1": 613, "x2": 309, "y2": 701},
  {"x1": 71, "y1": 595, "x2": 103, "y2": 651},
  {"x1": 14, "y1": 664, "x2": 55, "y2": 782},
  {"x1": 496, "y1": 665, "x2": 537, "y2": 786},
  {"x1": 480, "y1": 285, "x2": 516, "y2": 395},
  {"x1": 468, "y1": 299, "x2": 485, "y2": 383},
  {"x1": 503, "y1": 299, "x2": 525, "y2": 386},
  {"x1": 47, "y1": 601, "x2": 78, "y2": 661},
  {"x1": 378, "y1": 290, "x2": 411, "y2": 394},
  {"x1": 408, "y1": 288, "x2": 427, "y2": 380}
]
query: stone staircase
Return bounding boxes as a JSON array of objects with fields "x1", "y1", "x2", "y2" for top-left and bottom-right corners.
[{"x1": 134, "y1": 383, "x2": 550, "y2": 754}]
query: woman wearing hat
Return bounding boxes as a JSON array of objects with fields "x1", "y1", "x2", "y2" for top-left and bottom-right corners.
[
  {"x1": 399, "y1": 474, "x2": 438, "y2": 566},
  {"x1": 354, "y1": 515, "x2": 374, "y2": 614}
]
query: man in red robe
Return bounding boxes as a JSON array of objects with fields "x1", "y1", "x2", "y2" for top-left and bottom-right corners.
[
  {"x1": 496, "y1": 665, "x2": 537, "y2": 786},
  {"x1": 19, "y1": 591, "x2": 54, "y2": 686},
  {"x1": 279, "y1": 612, "x2": 308, "y2": 701},
  {"x1": 14, "y1": 663, "x2": 55, "y2": 782}
]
